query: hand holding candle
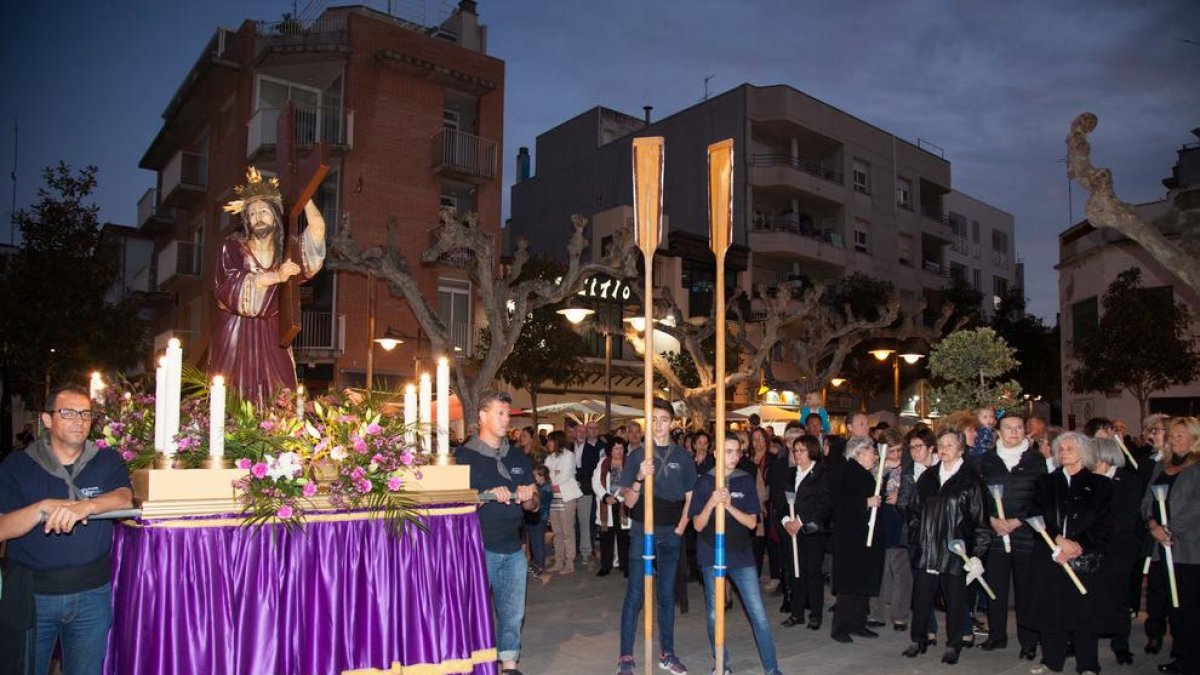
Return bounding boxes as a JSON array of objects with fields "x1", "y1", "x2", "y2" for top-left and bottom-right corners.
[
  {"x1": 866, "y1": 444, "x2": 886, "y2": 547},
  {"x1": 1026, "y1": 515, "x2": 1087, "y2": 595},
  {"x1": 949, "y1": 539, "x2": 996, "y2": 599},
  {"x1": 785, "y1": 490, "x2": 800, "y2": 576},
  {"x1": 988, "y1": 484, "x2": 1012, "y2": 553},
  {"x1": 1150, "y1": 484, "x2": 1180, "y2": 608}
]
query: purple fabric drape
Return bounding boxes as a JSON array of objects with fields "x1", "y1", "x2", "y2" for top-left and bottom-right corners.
[{"x1": 105, "y1": 508, "x2": 498, "y2": 675}]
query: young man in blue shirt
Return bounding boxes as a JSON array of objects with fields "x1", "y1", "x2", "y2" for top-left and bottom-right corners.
[
  {"x1": 0, "y1": 384, "x2": 134, "y2": 675},
  {"x1": 615, "y1": 398, "x2": 696, "y2": 675},
  {"x1": 691, "y1": 432, "x2": 783, "y2": 675},
  {"x1": 456, "y1": 389, "x2": 539, "y2": 675}
]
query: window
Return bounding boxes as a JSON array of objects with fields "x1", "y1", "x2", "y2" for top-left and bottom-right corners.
[
  {"x1": 950, "y1": 262, "x2": 967, "y2": 284},
  {"x1": 898, "y1": 233, "x2": 914, "y2": 266},
  {"x1": 852, "y1": 159, "x2": 870, "y2": 195},
  {"x1": 443, "y1": 109, "x2": 461, "y2": 131},
  {"x1": 972, "y1": 268, "x2": 982, "y2": 291},
  {"x1": 896, "y1": 177, "x2": 913, "y2": 210},
  {"x1": 1071, "y1": 296, "x2": 1098, "y2": 344},
  {"x1": 440, "y1": 195, "x2": 458, "y2": 210},
  {"x1": 600, "y1": 235, "x2": 614, "y2": 258},
  {"x1": 438, "y1": 278, "x2": 472, "y2": 355},
  {"x1": 992, "y1": 229, "x2": 1009, "y2": 253},
  {"x1": 948, "y1": 212, "x2": 966, "y2": 237},
  {"x1": 993, "y1": 275, "x2": 1009, "y2": 299},
  {"x1": 971, "y1": 219, "x2": 981, "y2": 243},
  {"x1": 853, "y1": 220, "x2": 869, "y2": 253}
]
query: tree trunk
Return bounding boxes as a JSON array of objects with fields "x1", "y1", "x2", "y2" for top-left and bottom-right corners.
[{"x1": 530, "y1": 387, "x2": 540, "y2": 436}]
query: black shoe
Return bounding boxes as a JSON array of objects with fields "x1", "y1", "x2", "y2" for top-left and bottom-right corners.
[
  {"x1": 893, "y1": 622, "x2": 908, "y2": 632},
  {"x1": 961, "y1": 636, "x2": 975, "y2": 649},
  {"x1": 1146, "y1": 638, "x2": 1163, "y2": 655},
  {"x1": 902, "y1": 641, "x2": 929, "y2": 658},
  {"x1": 831, "y1": 632, "x2": 853, "y2": 644},
  {"x1": 781, "y1": 616, "x2": 805, "y2": 627},
  {"x1": 980, "y1": 639, "x2": 1007, "y2": 651},
  {"x1": 1114, "y1": 650, "x2": 1133, "y2": 665},
  {"x1": 779, "y1": 600, "x2": 791, "y2": 614},
  {"x1": 807, "y1": 618, "x2": 822, "y2": 631},
  {"x1": 596, "y1": 568, "x2": 611, "y2": 577},
  {"x1": 942, "y1": 647, "x2": 961, "y2": 665},
  {"x1": 867, "y1": 620, "x2": 886, "y2": 628},
  {"x1": 852, "y1": 627, "x2": 879, "y2": 638},
  {"x1": 1157, "y1": 662, "x2": 1181, "y2": 674},
  {"x1": 1019, "y1": 648, "x2": 1037, "y2": 661}
]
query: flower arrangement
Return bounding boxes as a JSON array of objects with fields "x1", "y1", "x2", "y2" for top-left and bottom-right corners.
[{"x1": 92, "y1": 379, "x2": 156, "y2": 470}]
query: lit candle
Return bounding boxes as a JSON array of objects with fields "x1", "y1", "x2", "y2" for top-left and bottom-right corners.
[
  {"x1": 419, "y1": 373, "x2": 432, "y2": 454},
  {"x1": 209, "y1": 376, "x2": 226, "y2": 460},
  {"x1": 154, "y1": 358, "x2": 166, "y2": 452},
  {"x1": 404, "y1": 384, "x2": 417, "y2": 447},
  {"x1": 295, "y1": 384, "x2": 306, "y2": 420},
  {"x1": 89, "y1": 371, "x2": 105, "y2": 403},
  {"x1": 436, "y1": 357, "x2": 450, "y2": 458},
  {"x1": 164, "y1": 338, "x2": 183, "y2": 457}
]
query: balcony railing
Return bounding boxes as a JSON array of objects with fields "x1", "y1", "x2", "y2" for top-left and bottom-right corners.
[
  {"x1": 920, "y1": 204, "x2": 949, "y2": 225},
  {"x1": 247, "y1": 106, "x2": 354, "y2": 159},
  {"x1": 137, "y1": 188, "x2": 175, "y2": 229},
  {"x1": 130, "y1": 265, "x2": 154, "y2": 294},
  {"x1": 161, "y1": 151, "x2": 207, "y2": 207},
  {"x1": 157, "y1": 241, "x2": 201, "y2": 288},
  {"x1": 992, "y1": 251, "x2": 1010, "y2": 268},
  {"x1": 431, "y1": 129, "x2": 497, "y2": 182},
  {"x1": 294, "y1": 311, "x2": 342, "y2": 351},
  {"x1": 951, "y1": 235, "x2": 981, "y2": 259},
  {"x1": 448, "y1": 321, "x2": 473, "y2": 356},
  {"x1": 750, "y1": 153, "x2": 843, "y2": 185},
  {"x1": 921, "y1": 259, "x2": 951, "y2": 278},
  {"x1": 750, "y1": 214, "x2": 843, "y2": 248}
]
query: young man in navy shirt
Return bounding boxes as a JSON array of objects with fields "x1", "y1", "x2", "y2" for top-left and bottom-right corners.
[
  {"x1": 691, "y1": 432, "x2": 782, "y2": 675},
  {"x1": 456, "y1": 389, "x2": 539, "y2": 675},
  {"x1": 615, "y1": 398, "x2": 696, "y2": 675},
  {"x1": 0, "y1": 384, "x2": 134, "y2": 675}
]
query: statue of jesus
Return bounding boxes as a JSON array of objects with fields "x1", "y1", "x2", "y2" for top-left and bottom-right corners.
[{"x1": 209, "y1": 167, "x2": 326, "y2": 403}]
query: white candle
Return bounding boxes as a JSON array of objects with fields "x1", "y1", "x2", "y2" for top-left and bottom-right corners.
[
  {"x1": 866, "y1": 443, "x2": 886, "y2": 546},
  {"x1": 404, "y1": 384, "x2": 417, "y2": 447},
  {"x1": 209, "y1": 376, "x2": 226, "y2": 459},
  {"x1": 436, "y1": 357, "x2": 450, "y2": 457},
  {"x1": 419, "y1": 373, "x2": 432, "y2": 454},
  {"x1": 295, "y1": 384, "x2": 306, "y2": 420},
  {"x1": 89, "y1": 371, "x2": 104, "y2": 403},
  {"x1": 165, "y1": 338, "x2": 183, "y2": 457},
  {"x1": 154, "y1": 358, "x2": 166, "y2": 452}
]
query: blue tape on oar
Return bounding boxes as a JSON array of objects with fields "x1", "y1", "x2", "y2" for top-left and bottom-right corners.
[
  {"x1": 714, "y1": 532, "x2": 726, "y2": 577},
  {"x1": 643, "y1": 532, "x2": 655, "y2": 576}
]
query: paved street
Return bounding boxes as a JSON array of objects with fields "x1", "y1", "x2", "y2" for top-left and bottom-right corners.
[{"x1": 516, "y1": 563, "x2": 1172, "y2": 675}]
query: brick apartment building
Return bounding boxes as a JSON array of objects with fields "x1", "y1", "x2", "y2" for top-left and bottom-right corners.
[{"x1": 135, "y1": 1, "x2": 503, "y2": 392}]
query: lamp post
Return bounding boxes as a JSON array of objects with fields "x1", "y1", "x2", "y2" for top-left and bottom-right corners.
[
  {"x1": 868, "y1": 338, "x2": 926, "y2": 417},
  {"x1": 365, "y1": 270, "x2": 377, "y2": 394}
]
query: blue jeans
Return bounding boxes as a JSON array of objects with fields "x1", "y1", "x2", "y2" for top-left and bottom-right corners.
[
  {"x1": 28, "y1": 582, "x2": 112, "y2": 675},
  {"x1": 484, "y1": 549, "x2": 528, "y2": 663},
  {"x1": 620, "y1": 525, "x2": 682, "y2": 656},
  {"x1": 527, "y1": 519, "x2": 548, "y2": 572},
  {"x1": 702, "y1": 566, "x2": 779, "y2": 674}
]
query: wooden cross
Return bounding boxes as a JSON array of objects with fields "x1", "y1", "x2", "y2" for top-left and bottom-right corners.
[{"x1": 275, "y1": 100, "x2": 330, "y2": 347}]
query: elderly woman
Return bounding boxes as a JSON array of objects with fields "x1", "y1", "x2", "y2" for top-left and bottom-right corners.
[
  {"x1": 772, "y1": 434, "x2": 832, "y2": 630},
  {"x1": 902, "y1": 429, "x2": 989, "y2": 665},
  {"x1": 867, "y1": 428, "x2": 914, "y2": 632},
  {"x1": 1027, "y1": 432, "x2": 1119, "y2": 675},
  {"x1": 977, "y1": 415, "x2": 1047, "y2": 658},
  {"x1": 594, "y1": 436, "x2": 631, "y2": 577},
  {"x1": 1142, "y1": 417, "x2": 1200, "y2": 675},
  {"x1": 829, "y1": 436, "x2": 886, "y2": 644},
  {"x1": 1092, "y1": 437, "x2": 1141, "y2": 665}
]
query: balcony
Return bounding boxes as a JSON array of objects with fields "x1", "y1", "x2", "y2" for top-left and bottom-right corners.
[
  {"x1": 431, "y1": 129, "x2": 497, "y2": 183},
  {"x1": 247, "y1": 106, "x2": 354, "y2": 161},
  {"x1": 748, "y1": 215, "x2": 846, "y2": 268},
  {"x1": 294, "y1": 311, "x2": 343, "y2": 353},
  {"x1": 921, "y1": 259, "x2": 951, "y2": 279},
  {"x1": 992, "y1": 251, "x2": 1010, "y2": 269},
  {"x1": 157, "y1": 241, "x2": 202, "y2": 290},
  {"x1": 950, "y1": 235, "x2": 981, "y2": 259},
  {"x1": 161, "y1": 151, "x2": 207, "y2": 208},
  {"x1": 255, "y1": 13, "x2": 349, "y2": 62},
  {"x1": 137, "y1": 188, "x2": 175, "y2": 232},
  {"x1": 749, "y1": 154, "x2": 844, "y2": 203}
]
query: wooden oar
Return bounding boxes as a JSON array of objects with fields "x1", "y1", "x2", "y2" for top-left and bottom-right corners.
[
  {"x1": 632, "y1": 136, "x2": 664, "y2": 675},
  {"x1": 707, "y1": 138, "x2": 733, "y2": 675}
]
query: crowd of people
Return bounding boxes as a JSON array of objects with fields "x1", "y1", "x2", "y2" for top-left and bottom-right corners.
[{"x1": 474, "y1": 399, "x2": 1200, "y2": 675}]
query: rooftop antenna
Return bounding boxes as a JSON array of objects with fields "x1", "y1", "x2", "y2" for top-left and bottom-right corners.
[{"x1": 702, "y1": 74, "x2": 715, "y2": 102}]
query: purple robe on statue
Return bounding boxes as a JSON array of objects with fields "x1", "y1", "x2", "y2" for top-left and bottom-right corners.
[{"x1": 209, "y1": 230, "x2": 324, "y2": 403}]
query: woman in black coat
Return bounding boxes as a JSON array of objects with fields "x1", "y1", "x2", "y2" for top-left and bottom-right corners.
[
  {"x1": 903, "y1": 428, "x2": 990, "y2": 665},
  {"x1": 1026, "y1": 432, "x2": 1121, "y2": 675},
  {"x1": 829, "y1": 436, "x2": 885, "y2": 644},
  {"x1": 1092, "y1": 436, "x2": 1143, "y2": 665},
  {"x1": 771, "y1": 434, "x2": 832, "y2": 631}
]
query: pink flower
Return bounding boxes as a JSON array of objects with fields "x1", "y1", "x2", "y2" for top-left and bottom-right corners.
[
  {"x1": 352, "y1": 436, "x2": 367, "y2": 454},
  {"x1": 387, "y1": 476, "x2": 403, "y2": 491},
  {"x1": 399, "y1": 451, "x2": 414, "y2": 466},
  {"x1": 96, "y1": 439, "x2": 108, "y2": 449},
  {"x1": 277, "y1": 505, "x2": 294, "y2": 519},
  {"x1": 371, "y1": 453, "x2": 385, "y2": 464},
  {"x1": 260, "y1": 420, "x2": 276, "y2": 432},
  {"x1": 356, "y1": 479, "x2": 372, "y2": 494},
  {"x1": 350, "y1": 467, "x2": 365, "y2": 481},
  {"x1": 236, "y1": 458, "x2": 252, "y2": 470},
  {"x1": 302, "y1": 482, "x2": 318, "y2": 498},
  {"x1": 121, "y1": 450, "x2": 134, "y2": 461},
  {"x1": 251, "y1": 463, "x2": 268, "y2": 479},
  {"x1": 365, "y1": 423, "x2": 382, "y2": 436}
]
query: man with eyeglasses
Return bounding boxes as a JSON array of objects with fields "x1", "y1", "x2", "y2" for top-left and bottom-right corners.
[{"x1": 0, "y1": 384, "x2": 134, "y2": 675}]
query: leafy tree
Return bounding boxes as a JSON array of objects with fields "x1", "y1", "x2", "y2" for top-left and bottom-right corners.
[
  {"x1": 826, "y1": 272, "x2": 894, "y2": 322},
  {"x1": 940, "y1": 281, "x2": 985, "y2": 329},
  {"x1": 991, "y1": 289, "x2": 1060, "y2": 404},
  {"x1": 0, "y1": 163, "x2": 148, "y2": 407},
  {"x1": 928, "y1": 327, "x2": 1022, "y2": 415},
  {"x1": 1069, "y1": 267, "x2": 1199, "y2": 423}
]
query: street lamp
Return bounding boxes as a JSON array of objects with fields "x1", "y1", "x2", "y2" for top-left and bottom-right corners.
[
  {"x1": 374, "y1": 327, "x2": 405, "y2": 352},
  {"x1": 867, "y1": 338, "x2": 927, "y2": 416},
  {"x1": 560, "y1": 302, "x2": 621, "y2": 431}
]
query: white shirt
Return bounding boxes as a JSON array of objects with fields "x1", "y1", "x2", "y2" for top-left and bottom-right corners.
[
  {"x1": 938, "y1": 458, "x2": 963, "y2": 486},
  {"x1": 997, "y1": 439, "x2": 1029, "y2": 471},
  {"x1": 914, "y1": 457, "x2": 938, "y2": 482},
  {"x1": 794, "y1": 462, "x2": 814, "y2": 491},
  {"x1": 574, "y1": 441, "x2": 585, "y2": 468}
]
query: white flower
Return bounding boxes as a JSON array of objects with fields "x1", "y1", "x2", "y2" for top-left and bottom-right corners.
[{"x1": 265, "y1": 451, "x2": 304, "y2": 481}]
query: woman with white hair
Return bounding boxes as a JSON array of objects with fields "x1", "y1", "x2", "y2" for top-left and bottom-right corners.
[
  {"x1": 1026, "y1": 432, "x2": 1120, "y2": 675},
  {"x1": 828, "y1": 436, "x2": 886, "y2": 644},
  {"x1": 1092, "y1": 437, "x2": 1142, "y2": 665}
]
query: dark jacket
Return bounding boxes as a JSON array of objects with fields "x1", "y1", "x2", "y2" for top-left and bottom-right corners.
[
  {"x1": 1107, "y1": 465, "x2": 1145, "y2": 563},
  {"x1": 906, "y1": 460, "x2": 991, "y2": 575},
  {"x1": 574, "y1": 441, "x2": 600, "y2": 496},
  {"x1": 1026, "y1": 468, "x2": 1122, "y2": 633},
  {"x1": 831, "y1": 460, "x2": 885, "y2": 596},
  {"x1": 769, "y1": 458, "x2": 833, "y2": 533},
  {"x1": 977, "y1": 444, "x2": 1047, "y2": 554}
]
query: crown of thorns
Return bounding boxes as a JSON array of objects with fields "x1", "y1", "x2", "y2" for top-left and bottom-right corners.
[{"x1": 222, "y1": 167, "x2": 282, "y2": 214}]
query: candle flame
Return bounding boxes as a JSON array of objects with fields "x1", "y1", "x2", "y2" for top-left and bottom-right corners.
[{"x1": 213, "y1": 375, "x2": 224, "y2": 386}]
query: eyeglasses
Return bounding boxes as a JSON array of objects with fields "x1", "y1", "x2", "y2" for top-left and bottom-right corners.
[
  {"x1": 1149, "y1": 428, "x2": 1166, "y2": 433},
  {"x1": 49, "y1": 408, "x2": 97, "y2": 421}
]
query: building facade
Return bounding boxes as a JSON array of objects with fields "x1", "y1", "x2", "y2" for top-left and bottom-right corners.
[
  {"x1": 942, "y1": 190, "x2": 1020, "y2": 319},
  {"x1": 135, "y1": 2, "x2": 503, "y2": 392},
  {"x1": 1058, "y1": 134, "x2": 1200, "y2": 430}
]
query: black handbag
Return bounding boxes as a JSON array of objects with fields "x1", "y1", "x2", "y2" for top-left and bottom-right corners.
[{"x1": 1068, "y1": 552, "x2": 1102, "y2": 574}]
